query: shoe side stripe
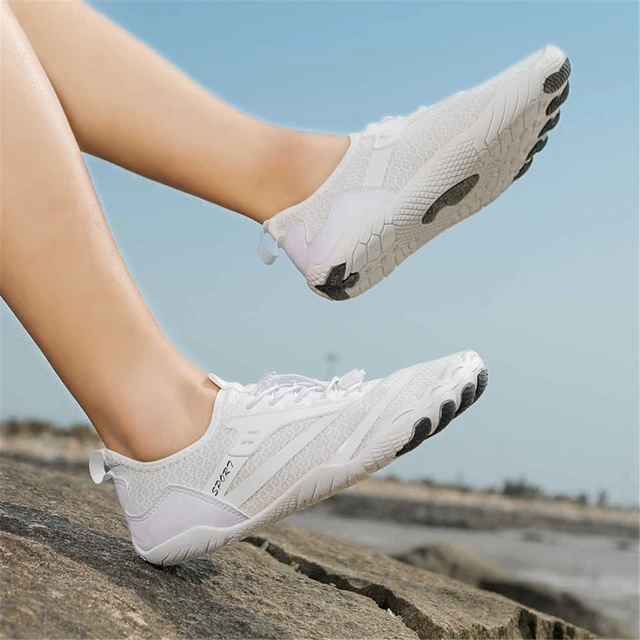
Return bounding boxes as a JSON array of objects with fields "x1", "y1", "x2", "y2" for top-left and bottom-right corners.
[
  {"x1": 363, "y1": 146, "x2": 394, "y2": 187},
  {"x1": 223, "y1": 412, "x2": 341, "y2": 507},
  {"x1": 329, "y1": 368, "x2": 415, "y2": 465}
]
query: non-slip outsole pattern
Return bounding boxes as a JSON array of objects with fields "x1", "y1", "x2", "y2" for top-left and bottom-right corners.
[
  {"x1": 394, "y1": 417, "x2": 432, "y2": 457},
  {"x1": 538, "y1": 111, "x2": 561, "y2": 137},
  {"x1": 475, "y1": 369, "x2": 489, "y2": 400},
  {"x1": 455, "y1": 382, "x2": 476, "y2": 416},
  {"x1": 422, "y1": 174, "x2": 480, "y2": 224},
  {"x1": 513, "y1": 159, "x2": 533, "y2": 181},
  {"x1": 546, "y1": 81, "x2": 570, "y2": 116},
  {"x1": 543, "y1": 58, "x2": 571, "y2": 93},
  {"x1": 513, "y1": 57, "x2": 570, "y2": 181},
  {"x1": 314, "y1": 263, "x2": 359, "y2": 301},
  {"x1": 526, "y1": 136, "x2": 548, "y2": 160},
  {"x1": 312, "y1": 55, "x2": 572, "y2": 301},
  {"x1": 395, "y1": 368, "x2": 488, "y2": 458}
]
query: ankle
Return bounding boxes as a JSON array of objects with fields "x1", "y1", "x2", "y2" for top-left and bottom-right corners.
[
  {"x1": 93, "y1": 369, "x2": 219, "y2": 462},
  {"x1": 253, "y1": 130, "x2": 349, "y2": 223}
]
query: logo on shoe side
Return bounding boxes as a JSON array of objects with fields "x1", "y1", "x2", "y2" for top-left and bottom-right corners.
[{"x1": 211, "y1": 459, "x2": 234, "y2": 497}]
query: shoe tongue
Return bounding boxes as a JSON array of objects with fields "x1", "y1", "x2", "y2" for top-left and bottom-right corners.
[
  {"x1": 337, "y1": 369, "x2": 365, "y2": 389},
  {"x1": 208, "y1": 373, "x2": 251, "y2": 393}
]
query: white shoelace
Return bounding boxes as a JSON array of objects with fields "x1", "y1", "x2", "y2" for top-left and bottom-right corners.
[
  {"x1": 246, "y1": 370, "x2": 365, "y2": 409},
  {"x1": 364, "y1": 105, "x2": 430, "y2": 140}
]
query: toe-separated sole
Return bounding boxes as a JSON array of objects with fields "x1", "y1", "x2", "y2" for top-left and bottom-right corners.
[
  {"x1": 308, "y1": 47, "x2": 571, "y2": 301},
  {"x1": 134, "y1": 352, "x2": 487, "y2": 566},
  {"x1": 395, "y1": 368, "x2": 488, "y2": 457}
]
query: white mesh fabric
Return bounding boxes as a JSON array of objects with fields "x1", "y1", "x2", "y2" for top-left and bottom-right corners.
[
  {"x1": 104, "y1": 389, "x2": 241, "y2": 515},
  {"x1": 238, "y1": 376, "x2": 402, "y2": 516},
  {"x1": 382, "y1": 94, "x2": 488, "y2": 192},
  {"x1": 354, "y1": 358, "x2": 451, "y2": 455},
  {"x1": 267, "y1": 48, "x2": 544, "y2": 245},
  {"x1": 267, "y1": 134, "x2": 375, "y2": 242},
  {"x1": 99, "y1": 355, "x2": 463, "y2": 519},
  {"x1": 383, "y1": 52, "x2": 542, "y2": 192},
  {"x1": 227, "y1": 418, "x2": 318, "y2": 493}
]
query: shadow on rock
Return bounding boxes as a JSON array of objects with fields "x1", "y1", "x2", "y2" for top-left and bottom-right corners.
[{"x1": 1, "y1": 501, "x2": 287, "y2": 638}]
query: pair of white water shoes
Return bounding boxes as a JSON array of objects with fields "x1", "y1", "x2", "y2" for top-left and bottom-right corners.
[{"x1": 91, "y1": 46, "x2": 570, "y2": 565}]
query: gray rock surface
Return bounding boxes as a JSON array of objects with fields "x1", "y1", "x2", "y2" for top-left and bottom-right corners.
[
  {"x1": 395, "y1": 541, "x2": 511, "y2": 585},
  {"x1": 1, "y1": 455, "x2": 595, "y2": 639},
  {"x1": 394, "y1": 543, "x2": 629, "y2": 638},
  {"x1": 318, "y1": 493, "x2": 639, "y2": 538}
]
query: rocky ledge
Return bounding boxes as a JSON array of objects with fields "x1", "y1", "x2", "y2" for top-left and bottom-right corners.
[
  {"x1": 1, "y1": 456, "x2": 594, "y2": 639},
  {"x1": 394, "y1": 543, "x2": 628, "y2": 638},
  {"x1": 316, "y1": 489, "x2": 638, "y2": 538}
]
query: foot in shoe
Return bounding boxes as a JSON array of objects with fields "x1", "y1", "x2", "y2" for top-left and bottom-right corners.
[
  {"x1": 90, "y1": 350, "x2": 487, "y2": 565},
  {"x1": 260, "y1": 45, "x2": 571, "y2": 301}
]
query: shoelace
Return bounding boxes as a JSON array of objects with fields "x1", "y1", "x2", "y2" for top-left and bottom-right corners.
[
  {"x1": 246, "y1": 370, "x2": 365, "y2": 409},
  {"x1": 364, "y1": 105, "x2": 430, "y2": 140}
]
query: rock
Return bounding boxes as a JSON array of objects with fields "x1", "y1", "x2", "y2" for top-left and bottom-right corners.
[
  {"x1": 0, "y1": 457, "x2": 413, "y2": 639},
  {"x1": 395, "y1": 541, "x2": 511, "y2": 585},
  {"x1": 480, "y1": 580, "x2": 631, "y2": 640},
  {"x1": 395, "y1": 543, "x2": 630, "y2": 639},
  {"x1": 1, "y1": 456, "x2": 594, "y2": 639},
  {"x1": 247, "y1": 527, "x2": 597, "y2": 640},
  {"x1": 318, "y1": 492, "x2": 639, "y2": 538},
  {"x1": 0, "y1": 421, "x2": 99, "y2": 465}
]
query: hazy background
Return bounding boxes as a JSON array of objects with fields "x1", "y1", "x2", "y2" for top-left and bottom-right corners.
[{"x1": 2, "y1": 2, "x2": 638, "y2": 505}]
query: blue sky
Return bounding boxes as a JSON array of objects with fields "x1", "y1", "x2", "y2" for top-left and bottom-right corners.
[{"x1": 2, "y1": 2, "x2": 638, "y2": 504}]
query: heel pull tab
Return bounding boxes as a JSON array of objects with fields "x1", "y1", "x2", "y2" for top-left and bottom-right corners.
[
  {"x1": 89, "y1": 449, "x2": 113, "y2": 484},
  {"x1": 258, "y1": 225, "x2": 279, "y2": 265}
]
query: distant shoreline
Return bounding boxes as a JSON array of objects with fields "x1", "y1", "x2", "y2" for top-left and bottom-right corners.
[{"x1": 311, "y1": 481, "x2": 639, "y2": 538}]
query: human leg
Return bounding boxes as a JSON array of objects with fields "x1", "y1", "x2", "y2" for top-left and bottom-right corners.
[
  {"x1": 2, "y1": 3, "x2": 491, "y2": 566},
  {"x1": 8, "y1": 0, "x2": 348, "y2": 223},
  {"x1": 9, "y1": 2, "x2": 571, "y2": 302},
  {"x1": 1, "y1": 1, "x2": 216, "y2": 462}
]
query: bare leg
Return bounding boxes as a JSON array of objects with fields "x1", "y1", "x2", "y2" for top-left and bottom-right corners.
[
  {"x1": 1, "y1": 1, "x2": 217, "y2": 462},
  {"x1": 8, "y1": 0, "x2": 348, "y2": 223}
]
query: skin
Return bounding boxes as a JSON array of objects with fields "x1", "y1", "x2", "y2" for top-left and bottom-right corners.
[
  {"x1": 0, "y1": 1, "x2": 347, "y2": 460},
  {"x1": 7, "y1": 0, "x2": 349, "y2": 223}
]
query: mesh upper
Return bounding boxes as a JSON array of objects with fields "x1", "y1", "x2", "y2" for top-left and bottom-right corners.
[
  {"x1": 101, "y1": 355, "x2": 462, "y2": 517},
  {"x1": 239, "y1": 376, "x2": 397, "y2": 515},
  {"x1": 267, "y1": 133, "x2": 375, "y2": 242},
  {"x1": 268, "y1": 48, "x2": 544, "y2": 244},
  {"x1": 226, "y1": 418, "x2": 318, "y2": 493},
  {"x1": 104, "y1": 390, "x2": 241, "y2": 515},
  {"x1": 354, "y1": 359, "x2": 451, "y2": 456}
]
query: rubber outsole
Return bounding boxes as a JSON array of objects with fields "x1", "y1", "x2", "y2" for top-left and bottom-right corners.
[
  {"x1": 314, "y1": 263, "x2": 359, "y2": 301},
  {"x1": 134, "y1": 355, "x2": 487, "y2": 566},
  {"x1": 539, "y1": 111, "x2": 561, "y2": 137},
  {"x1": 312, "y1": 53, "x2": 572, "y2": 301},
  {"x1": 546, "y1": 82, "x2": 570, "y2": 116},
  {"x1": 395, "y1": 369, "x2": 488, "y2": 457},
  {"x1": 543, "y1": 58, "x2": 571, "y2": 93},
  {"x1": 422, "y1": 174, "x2": 480, "y2": 224},
  {"x1": 526, "y1": 136, "x2": 548, "y2": 161}
]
